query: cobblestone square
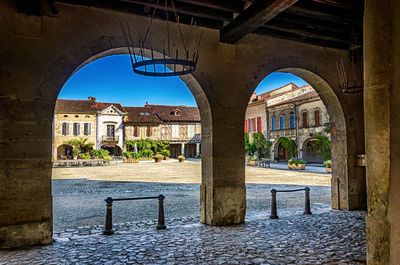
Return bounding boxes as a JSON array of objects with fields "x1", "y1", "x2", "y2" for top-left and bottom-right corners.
[{"x1": 0, "y1": 161, "x2": 366, "y2": 264}]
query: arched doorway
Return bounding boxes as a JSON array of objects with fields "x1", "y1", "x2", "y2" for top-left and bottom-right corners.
[
  {"x1": 101, "y1": 145, "x2": 122, "y2": 157},
  {"x1": 56, "y1": 144, "x2": 74, "y2": 160},
  {"x1": 301, "y1": 138, "x2": 324, "y2": 163}
]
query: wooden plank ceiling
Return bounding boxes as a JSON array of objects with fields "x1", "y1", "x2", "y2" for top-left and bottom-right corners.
[{"x1": 17, "y1": 0, "x2": 364, "y2": 50}]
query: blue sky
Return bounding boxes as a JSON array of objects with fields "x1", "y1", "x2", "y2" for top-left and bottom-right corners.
[{"x1": 59, "y1": 55, "x2": 308, "y2": 107}]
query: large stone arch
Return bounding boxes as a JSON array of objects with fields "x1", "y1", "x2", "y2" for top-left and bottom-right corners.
[{"x1": 246, "y1": 63, "x2": 364, "y2": 211}]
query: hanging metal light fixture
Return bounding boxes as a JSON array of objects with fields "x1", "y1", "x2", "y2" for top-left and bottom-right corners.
[
  {"x1": 336, "y1": 34, "x2": 363, "y2": 94},
  {"x1": 120, "y1": 0, "x2": 202, "y2": 77}
]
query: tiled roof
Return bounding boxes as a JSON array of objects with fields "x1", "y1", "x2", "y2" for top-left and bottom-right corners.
[
  {"x1": 124, "y1": 107, "x2": 162, "y2": 123},
  {"x1": 145, "y1": 104, "x2": 200, "y2": 122},
  {"x1": 55, "y1": 99, "x2": 126, "y2": 113},
  {"x1": 267, "y1": 91, "x2": 319, "y2": 108}
]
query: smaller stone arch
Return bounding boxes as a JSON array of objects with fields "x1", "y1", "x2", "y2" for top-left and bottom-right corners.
[
  {"x1": 57, "y1": 144, "x2": 74, "y2": 160},
  {"x1": 101, "y1": 145, "x2": 122, "y2": 157},
  {"x1": 300, "y1": 138, "x2": 323, "y2": 163}
]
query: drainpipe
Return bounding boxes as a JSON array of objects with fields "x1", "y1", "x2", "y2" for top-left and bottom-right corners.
[
  {"x1": 294, "y1": 104, "x2": 299, "y2": 158},
  {"x1": 265, "y1": 101, "x2": 270, "y2": 158}
]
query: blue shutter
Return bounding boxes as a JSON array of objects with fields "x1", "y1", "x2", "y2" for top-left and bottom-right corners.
[
  {"x1": 290, "y1": 114, "x2": 295, "y2": 129},
  {"x1": 280, "y1": 116, "x2": 284, "y2": 130},
  {"x1": 272, "y1": 117, "x2": 276, "y2": 131}
]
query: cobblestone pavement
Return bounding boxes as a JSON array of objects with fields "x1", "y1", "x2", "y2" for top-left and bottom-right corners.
[
  {"x1": 0, "y1": 210, "x2": 366, "y2": 264},
  {"x1": 52, "y1": 180, "x2": 331, "y2": 230}
]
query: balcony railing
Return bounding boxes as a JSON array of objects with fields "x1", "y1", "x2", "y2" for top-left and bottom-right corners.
[
  {"x1": 102, "y1": 135, "x2": 119, "y2": 142},
  {"x1": 270, "y1": 128, "x2": 296, "y2": 139}
]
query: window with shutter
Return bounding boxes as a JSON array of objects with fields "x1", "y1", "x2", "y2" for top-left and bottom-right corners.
[
  {"x1": 271, "y1": 117, "x2": 276, "y2": 131},
  {"x1": 146, "y1": 125, "x2": 152, "y2": 137},
  {"x1": 315, "y1": 110, "x2": 320, "y2": 126},
  {"x1": 134, "y1": 126, "x2": 139, "y2": 137},
  {"x1": 187, "y1": 124, "x2": 195, "y2": 138},
  {"x1": 172, "y1": 125, "x2": 179, "y2": 138},
  {"x1": 62, "y1": 122, "x2": 68, "y2": 136},
  {"x1": 302, "y1": 112, "x2": 308, "y2": 128},
  {"x1": 244, "y1": 120, "x2": 247, "y2": 132},
  {"x1": 257, "y1": 117, "x2": 261, "y2": 132},
  {"x1": 73, "y1": 123, "x2": 80, "y2": 136},
  {"x1": 290, "y1": 113, "x2": 295, "y2": 129},
  {"x1": 84, "y1": 123, "x2": 91, "y2": 135},
  {"x1": 280, "y1": 116, "x2": 284, "y2": 130}
]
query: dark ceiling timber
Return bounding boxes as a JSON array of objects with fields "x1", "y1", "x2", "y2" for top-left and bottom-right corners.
[
  {"x1": 15, "y1": 0, "x2": 364, "y2": 50},
  {"x1": 220, "y1": 0, "x2": 298, "y2": 44},
  {"x1": 120, "y1": 0, "x2": 234, "y2": 22}
]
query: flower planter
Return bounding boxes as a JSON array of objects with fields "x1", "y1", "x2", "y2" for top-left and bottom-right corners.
[
  {"x1": 178, "y1": 159, "x2": 184, "y2": 163},
  {"x1": 288, "y1": 164, "x2": 306, "y2": 170},
  {"x1": 124, "y1": 158, "x2": 139, "y2": 163},
  {"x1": 154, "y1": 158, "x2": 162, "y2": 163},
  {"x1": 326, "y1": 167, "x2": 332, "y2": 173},
  {"x1": 247, "y1": 161, "x2": 259, "y2": 166}
]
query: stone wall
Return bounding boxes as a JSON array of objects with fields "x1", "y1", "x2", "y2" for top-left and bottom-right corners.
[
  {"x1": 0, "y1": 0, "x2": 366, "y2": 249},
  {"x1": 53, "y1": 113, "x2": 96, "y2": 159},
  {"x1": 124, "y1": 124, "x2": 162, "y2": 141}
]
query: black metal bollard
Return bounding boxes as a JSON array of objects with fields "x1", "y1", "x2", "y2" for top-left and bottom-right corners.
[
  {"x1": 103, "y1": 197, "x2": 115, "y2": 235},
  {"x1": 269, "y1": 189, "x2": 279, "y2": 219},
  {"x1": 303, "y1": 187, "x2": 312, "y2": 215},
  {"x1": 156, "y1": 194, "x2": 166, "y2": 230}
]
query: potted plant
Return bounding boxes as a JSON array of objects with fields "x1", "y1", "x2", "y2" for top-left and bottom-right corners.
[
  {"x1": 178, "y1": 155, "x2": 185, "y2": 163},
  {"x1": 247, "y1": 157, "x2": 258, "y2": 166},
  {"x1": 288, "y1": 159, "x2": 306, "y2": 170},
  {"x1": 324, "y1": 160, "x2": 332, "y2": 173},
  {"x1": 154, "y1": 154, "x2": 163, "y2": 163},
  {"x1": 162, "y1": 149, "x2": 170, "y2": 160}
]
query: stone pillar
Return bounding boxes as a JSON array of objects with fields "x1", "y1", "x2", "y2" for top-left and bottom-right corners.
[
  {"x1": 200, "y1": 106, "x2": 246, "y2": 225},
  {"x1": 364, "y1": 1, "x2": 400, "y2": 263},
  {"x1": 196, "y1": 142, "x2": 200, "y2": 158},
  {"x1": 0, "y1": 99, "x2": 53, "y2": 248},
  {"x1": 181, "y1": 143, "x2": 185, "y2": 157}
]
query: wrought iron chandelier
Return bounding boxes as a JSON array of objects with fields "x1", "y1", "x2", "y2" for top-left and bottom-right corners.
[
  {"x1": 336, "y1": 35, "x2": 363, "y2": 94},
  {"x1": 121, "y1": 0, "x2": 202, "y2": 77}
]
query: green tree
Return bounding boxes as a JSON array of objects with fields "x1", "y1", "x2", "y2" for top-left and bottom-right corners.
[
  {"x1": 64, "y1": 137, "x2": 95, "y2": 159},
  {"x1": 244, "y1": 133, "x2": 256, "y2": 156},
  {"x1": 277, "y1": 137, "x2": 297, "y2": 158},
  {"x1": 252, "y1": 132, "x2": 272, "y2": 158},
  {"x1": 312, "y1": 133, "x2": 331, "y2": 161}
]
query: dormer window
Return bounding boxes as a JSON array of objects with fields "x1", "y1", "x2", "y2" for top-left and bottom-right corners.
[
  {"x1": 140, "y1": 112, "x2": 150, "y2": 116},
  {"x1": 171, "y1": 109, "x2": 181, "y2": 116}
]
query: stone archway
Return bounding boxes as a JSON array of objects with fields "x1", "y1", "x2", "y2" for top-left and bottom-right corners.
[
  {"x1": 249, "y1": 67, "x2": 361, "y2": 211},
  {"x1": 56, "y1": 144, "x2": 73, "y2": 160}
]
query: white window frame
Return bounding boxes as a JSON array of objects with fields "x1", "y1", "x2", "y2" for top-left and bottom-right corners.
[
  {"x1": 187, "y1": 124, "x2": 195, "y2": 138},
  {"x1": 172, "y1": 125, "x2": 179, "y2": 138}
]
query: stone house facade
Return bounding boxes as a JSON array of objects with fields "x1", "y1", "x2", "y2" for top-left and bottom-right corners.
[
  {"x1": 52, "y1": 97, "x2": 127, "y2": 159},
  {"x1": 124, "y1": 103, "x2": 201, "y2": 158},
  {"x1": 245, "y1": 83, "x2": 330, "y2": 163}
]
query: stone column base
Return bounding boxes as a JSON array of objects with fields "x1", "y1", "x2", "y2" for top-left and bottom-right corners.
[
  {"x1": 0, "y1": 220, "x2": 52, "y2": 249},
  {"x1": 200, "y1": 184, "x2": 246, "y2": 225}
]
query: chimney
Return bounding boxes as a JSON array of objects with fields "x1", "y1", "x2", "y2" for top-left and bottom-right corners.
[
  {"x1": 88, "y1": 97, "x2": 96, "y2": 103},
  {"x1": 250, "y1": 92, "x2": 257, "y2": 102}
]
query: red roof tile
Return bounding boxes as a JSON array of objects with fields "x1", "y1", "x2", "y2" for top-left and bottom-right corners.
[
  {"x1": 55, "y1": 99, "x2": 126, "y2": 113},
  {"x1": 267, "y1": 91, "x2": 319, "y2": 108},
  {"x1": 145, "y1": 104, "x2": 200, "y2": 122},
  {"x1": 124, "y1": 107, "x2": 162, "y2": 123}
]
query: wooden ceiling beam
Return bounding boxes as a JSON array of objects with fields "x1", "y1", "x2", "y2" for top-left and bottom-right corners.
[
  {"x1": 176, "y1": 0, "x2": 243, "y2": 13},
  {"x1": 220, "y1": 0, "x2": 298, "y2": 44},
  {"x1": 261, "y1": 24, "x2": 349, "y2": 43},
  {"x1": 121, "y1": 0, "x2": 233, "y2": 21},
  {"x1": 310, "y1": 0, "x2": 364, "y2": 10},
  {"x1": 286, "y1": 3, "x2": 362, "y2": 25},
  {"x1": 254, "y1": 27, "x2": 349, "y2": 50}
]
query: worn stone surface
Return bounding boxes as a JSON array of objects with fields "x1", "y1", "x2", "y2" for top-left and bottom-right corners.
[
  {"x1": 0, "y1": 0, "x2": 365, "y2": 249},
  {"x1": 0, "y1": 210, "x2": 366, "y2": 265}
]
